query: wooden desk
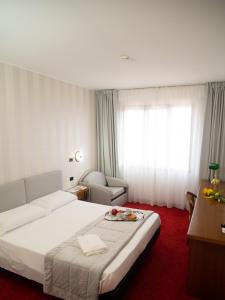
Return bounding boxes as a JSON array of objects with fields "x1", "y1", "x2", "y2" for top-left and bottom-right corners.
[{"x1": 187, "y1": 180, "x2": 225, "y2": 300}]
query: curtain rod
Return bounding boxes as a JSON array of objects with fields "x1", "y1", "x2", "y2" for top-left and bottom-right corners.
[{"x1": 118, "y1": 82, "x2": 207, "y2": 92}]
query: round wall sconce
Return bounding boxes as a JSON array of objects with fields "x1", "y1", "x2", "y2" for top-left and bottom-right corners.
[{"x1": 75, "y1": 151, "x2": 83, "y2": 162}]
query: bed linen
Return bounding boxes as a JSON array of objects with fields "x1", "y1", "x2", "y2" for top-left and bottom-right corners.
[
  {"x1": 44, "y1": 210, "x2": 153, "y2": 300},
  {"x1": 0, "y1": 203, "x2": 47, "y2": 236},
  {"x1": 77, "y1": 234, "x2": 107, "y2": 256},
  {"x1": 0, "y1": 200, "x2": 160, "y2": 294}
]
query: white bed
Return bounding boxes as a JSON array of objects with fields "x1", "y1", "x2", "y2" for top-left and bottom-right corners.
[
  {"x1": 0, "y1": 171, "x2": 160, "y2": 296},
  {"x1": 0, "y1": 199, "x2": 160, "y2": 294}
]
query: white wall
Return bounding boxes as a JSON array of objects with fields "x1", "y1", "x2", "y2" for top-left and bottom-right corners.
[{"x1": 0, "y1": 63, "x2": 96, "y2": 188}]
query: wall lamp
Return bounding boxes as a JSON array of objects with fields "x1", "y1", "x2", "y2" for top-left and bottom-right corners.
[{"x1": 75, "y1": 151, "x2": 83, "y2": 162}]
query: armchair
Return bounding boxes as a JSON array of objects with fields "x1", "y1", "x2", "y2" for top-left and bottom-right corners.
[{"x1": 78, "y1": 170, "x2": 128, "y2": 206}]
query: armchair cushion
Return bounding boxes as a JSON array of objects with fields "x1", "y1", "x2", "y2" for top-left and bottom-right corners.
[
  {"x1": 106, "y1": 176, "x2": 128, "y2": 188},
  {"x1": 104, "y1": 187, "x2": 125, "y2": 199},
  {"x1": 83, "y1": 171, "x2": 106, "y2": 186}
]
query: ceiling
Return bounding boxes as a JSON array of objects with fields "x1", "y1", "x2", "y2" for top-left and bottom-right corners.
[{"x1": 0, "y1": 0, "x2": 225, "y2": 90}]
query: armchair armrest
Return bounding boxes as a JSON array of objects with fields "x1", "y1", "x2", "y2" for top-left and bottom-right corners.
[
  {"x1": 89, "y1": 184, "x2": 112, "y2": 206},
  {"x1": 106, "y1": 176, "x2": 128, "y2": 188}
]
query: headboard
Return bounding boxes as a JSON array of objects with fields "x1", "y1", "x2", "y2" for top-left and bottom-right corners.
[
  {"x1": 24, "y1": 170, "x2": 62, "y2": 202},
  {"x1": 0, "y1": 179, "x2": 26, "y2": 213},
  {"x1": 0, "y1": 170, "x2": 62, "y2": 212}
]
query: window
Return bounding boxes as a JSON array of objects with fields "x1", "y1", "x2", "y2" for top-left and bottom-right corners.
[
  {"x1": 121, "y1": 105, "x2": 192, "y2": 171},
  {"x1": 118, "y1": 85, "x2": 206, "y2": 208}
]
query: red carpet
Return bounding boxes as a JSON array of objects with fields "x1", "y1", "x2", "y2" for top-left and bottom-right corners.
[
  {"x1": 122, "y1": 203, "x2": 198, "y2": 300},
  {"x1": 0, "y1": 203, "x2": 198, "y2": 300}
]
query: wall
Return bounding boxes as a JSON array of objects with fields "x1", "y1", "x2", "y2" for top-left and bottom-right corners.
[{"x1": 0, "y1": 63, "x2": 96, "y2": 188}]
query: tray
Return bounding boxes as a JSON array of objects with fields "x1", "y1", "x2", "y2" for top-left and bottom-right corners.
[{"x1": 104, "y1": 210, "x2": 144, "y2": 221}]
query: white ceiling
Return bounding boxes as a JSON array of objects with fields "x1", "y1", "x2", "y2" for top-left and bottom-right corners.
[{"x1": 0, "y1": 0, "x2": 225, "y2": 90}]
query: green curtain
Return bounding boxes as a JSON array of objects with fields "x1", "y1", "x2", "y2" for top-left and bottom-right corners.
[
  {"x1": 96, "y1": 90, "x2": 119, "y2": 177},
  {"x1": 200, "y1": 82, "x2": 225, "y2": 180}
]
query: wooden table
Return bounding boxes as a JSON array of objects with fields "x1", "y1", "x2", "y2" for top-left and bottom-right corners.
[{"x1": 187, "y1": 180, "x2": 225, "y2": 300}]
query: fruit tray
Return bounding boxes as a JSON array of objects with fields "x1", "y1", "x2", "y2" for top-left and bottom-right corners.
[{"x1": 104, "y1": 209, "x2": 144, "y2": 221}]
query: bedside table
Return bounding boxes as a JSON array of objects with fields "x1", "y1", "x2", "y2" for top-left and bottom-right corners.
[{"x1": 67, "y1": 185, "x2": 89, "y2": 201}]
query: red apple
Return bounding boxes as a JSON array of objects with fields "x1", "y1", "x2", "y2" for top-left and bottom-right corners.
[{"x1": 111, "y1": 209, "x2": 118, "y2": 215}]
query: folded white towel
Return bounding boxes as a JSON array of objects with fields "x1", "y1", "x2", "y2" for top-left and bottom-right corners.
[{"x1": 77, "y1": 234, "x2": 107, "y2": 256}]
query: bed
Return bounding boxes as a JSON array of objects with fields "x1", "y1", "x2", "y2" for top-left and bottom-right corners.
[{"x1": 0, "y1": 170, "x2": 160, "y2": 299}]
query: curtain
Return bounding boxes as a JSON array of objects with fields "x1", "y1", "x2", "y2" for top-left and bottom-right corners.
[
  {"x1": 96, "y1": 90, "x2": 119, "y2": 177},
  {"x1": 118, "y1": 85, "x2": 207, "y2": 209},
  {"x1": 200, "y1": 82, "x2": 225, "y2": 180}
]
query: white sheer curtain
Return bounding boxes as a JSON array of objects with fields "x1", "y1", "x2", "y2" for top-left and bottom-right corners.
[{"x1": 118, "y1": 85, "x2": 207, "y2": 209}]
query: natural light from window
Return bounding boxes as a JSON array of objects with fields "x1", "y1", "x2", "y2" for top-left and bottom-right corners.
[{"x1": 120, "y1": 106, "x2": 192, "y2": 172}]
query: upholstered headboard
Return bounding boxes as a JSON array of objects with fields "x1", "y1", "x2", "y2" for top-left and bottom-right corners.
[
  {"x1": 0, "y1": 179, "x2": 27, "y2": 213},
  {"x1": 0, "y1": 170, "x2": 62, "y2": 212},
  {"x1": 24, "y1": 170, "x2": 62, "y2": 202}
]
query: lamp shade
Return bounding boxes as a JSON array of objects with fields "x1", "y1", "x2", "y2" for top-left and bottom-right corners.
[
  {"x1": 75, "y1": 151, "x2": 83, "y2": 162},
  {"x1": 208, "y1": 163, "x2": 220, "y2": 170}
]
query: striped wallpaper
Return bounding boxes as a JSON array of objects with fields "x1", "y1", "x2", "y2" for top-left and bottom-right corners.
[{"x1": 0, "y1": 63, "x2": 96, "y2": 188}]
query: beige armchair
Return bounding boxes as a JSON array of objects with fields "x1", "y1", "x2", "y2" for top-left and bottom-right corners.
[{"x1": 78, "y1": 170, "x2": 128, "y2": 206}]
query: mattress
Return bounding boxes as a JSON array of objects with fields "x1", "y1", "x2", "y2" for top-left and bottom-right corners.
[{"x1": 0, "y1": 200, "x2": 160, "y2": 294}]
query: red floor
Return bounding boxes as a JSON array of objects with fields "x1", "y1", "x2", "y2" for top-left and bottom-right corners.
[
  {"x1": 0, "y1": 203, "x2": 198, "y2": 300},
  {"x1": 122, "y1": 203, "x2": 198, "y2": 300}
]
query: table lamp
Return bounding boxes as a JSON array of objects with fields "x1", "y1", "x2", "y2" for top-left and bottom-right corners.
[{"x1": 208, "y1": 162, "x2": 220, "y2": 187}]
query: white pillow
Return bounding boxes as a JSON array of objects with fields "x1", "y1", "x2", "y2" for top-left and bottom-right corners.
[
  {"x1": 31, "y1": 190, "x2": 77, "y2": 213},
  {"x1": 0, "y1": 204, "x2": 47, "y2": 236}
]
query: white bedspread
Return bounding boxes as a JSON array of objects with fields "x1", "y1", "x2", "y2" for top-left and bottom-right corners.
[{"x1": 0, "y1": 200, "x2": 160, "y2": 294}]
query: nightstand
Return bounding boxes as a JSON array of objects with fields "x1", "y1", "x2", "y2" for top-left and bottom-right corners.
[{"x1": 67, "y1": 185, "x2": 89, "y2": 201}]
